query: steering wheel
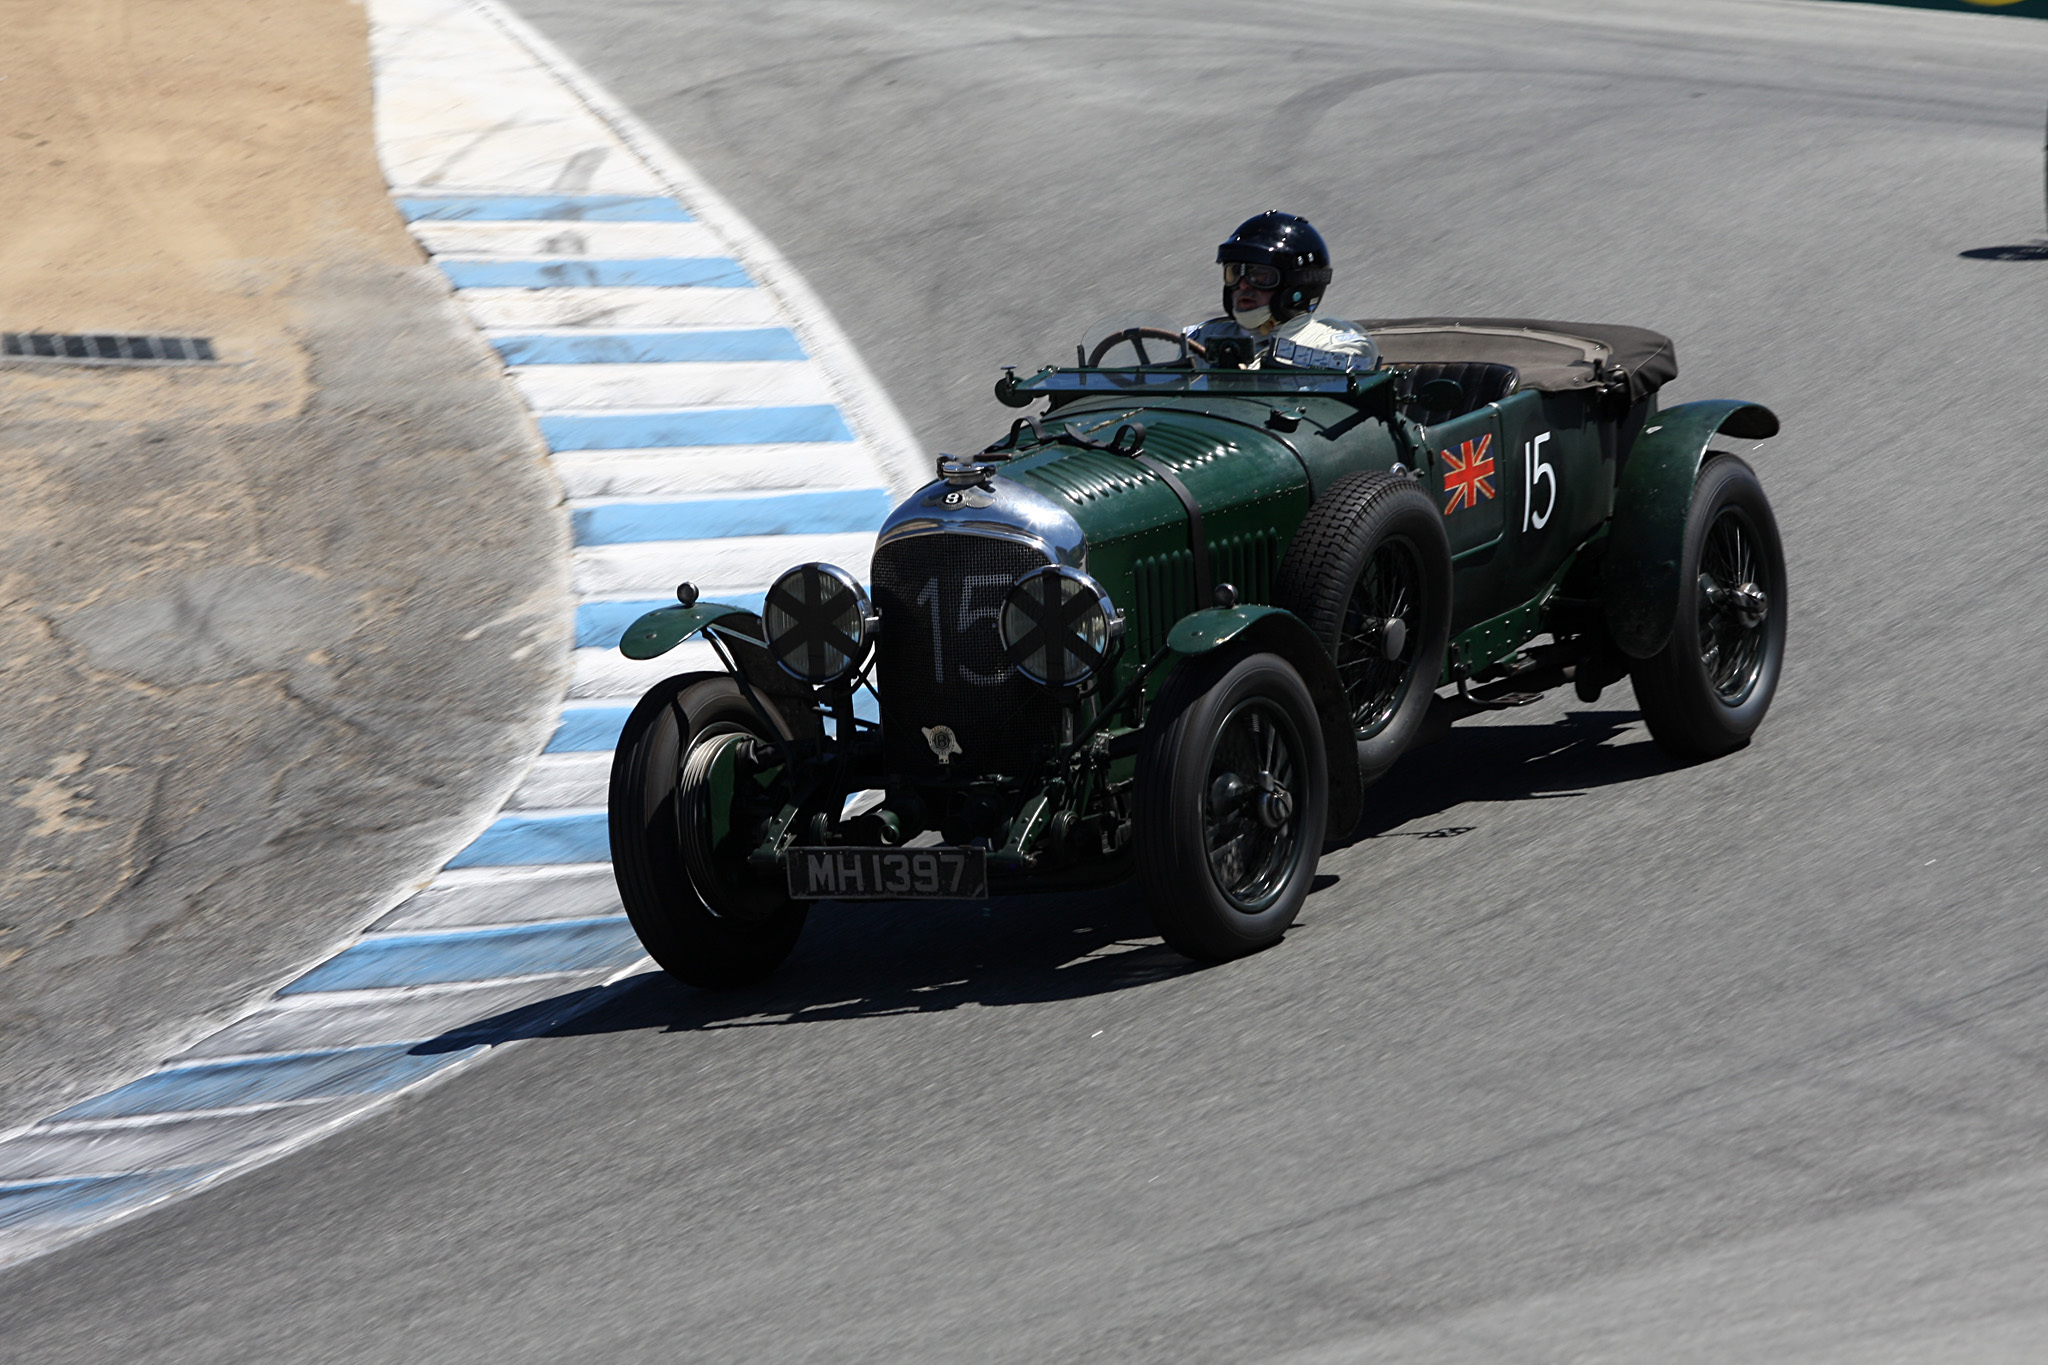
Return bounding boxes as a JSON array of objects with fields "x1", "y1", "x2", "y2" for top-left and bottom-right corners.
[{"x1": 1086, "y1": 326, "x2": 1208, "y2": 368}]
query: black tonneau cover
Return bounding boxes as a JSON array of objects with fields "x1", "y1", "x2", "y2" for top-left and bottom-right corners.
[{"x1": 1353, "y1": 317, "x2": 1677, "y2": 405}]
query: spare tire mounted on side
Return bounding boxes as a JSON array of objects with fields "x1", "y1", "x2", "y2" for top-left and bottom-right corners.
[{"x1": 1272, "y1": 470, "x2": 1454, "y2": 786}]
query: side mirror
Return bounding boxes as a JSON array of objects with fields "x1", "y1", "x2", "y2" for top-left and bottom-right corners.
[{"x1": 1416, "y1": 377, "x2": 1465, "y2": 411}]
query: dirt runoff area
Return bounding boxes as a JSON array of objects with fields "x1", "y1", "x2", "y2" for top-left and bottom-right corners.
[{"x1": 0, "y1": 0, "x2": 570, "y2": 1131}]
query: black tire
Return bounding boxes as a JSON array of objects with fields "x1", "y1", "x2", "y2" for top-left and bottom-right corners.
[
  {"x1": 1136, "y1": 651, "x2": 1329, "y2": 961},
  {"x1": 608, "y1": 674, "x2": 807, "y2": 987},
  {"x1": 1629, "y1": 455, "x2": 1788, "y2": 760},
  {"x1": 1272, "y1": 470, "x2": 1453, "y2": 784}
]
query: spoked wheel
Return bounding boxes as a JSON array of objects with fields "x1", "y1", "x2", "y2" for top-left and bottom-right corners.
[
  {"x1": 1339, "y1": 535, "x2": 1425, "y2": 738},
  {"x1": 1203, "y1": 696, "x2": 1309, "y2": 909},
  {"x1": 1696, "y1": 508, "x2": 1772, "y2": 704},
  {"x1": 1273, "y1": 471, "x2": 1453, "y2": 787},
  {"x1": 1630, "y1": 455, "x2": 1788, "y2": 760},
  {"x1": 608, "y1": 674, "x2": 807, "y2": 987},
  {"x1": 1136, "y1": 651, "x2": 1329, "y2": 961}
]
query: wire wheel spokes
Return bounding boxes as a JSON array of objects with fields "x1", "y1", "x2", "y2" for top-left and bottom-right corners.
[
  {"x1": 1336, "y1": 538, "x2": 1421, "y2": 736},
  {"x1": 1697, "y1": 507, "x2": 1770, "y2": 704},
  {"x1": 1202, "y1": 699, "x2": 1303, "y2": 912}
]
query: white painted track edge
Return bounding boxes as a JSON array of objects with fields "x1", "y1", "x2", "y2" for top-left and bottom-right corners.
[
  {"x1": 459, "y1": 0, "x2": 929, "y2": 498},
  {"x1": 0, "y1": 957, "x2": 652, "y2": 1267}
]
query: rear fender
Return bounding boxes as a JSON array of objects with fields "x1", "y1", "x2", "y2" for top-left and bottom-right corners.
[
  {"x1": 1602, "y1": 400, "x2": 1780, "y2": 658},
  {"x1": 1163, "y1": 606, "x2": 1361, "y2": 842}
]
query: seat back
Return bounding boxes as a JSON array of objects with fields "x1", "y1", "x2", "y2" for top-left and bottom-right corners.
[{"x1": 1398, "y1": 361, "x2": 1519, "y2": 424}]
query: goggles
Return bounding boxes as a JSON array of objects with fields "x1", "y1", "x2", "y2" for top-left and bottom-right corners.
[{"x1": 1223, "y1": 262, "x2": 1282, "y2": 290}]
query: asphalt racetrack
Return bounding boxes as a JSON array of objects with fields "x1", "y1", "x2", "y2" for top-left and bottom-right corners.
[{"x1": 8, "y1": 1, "x2": 2048, "y2": 1359}]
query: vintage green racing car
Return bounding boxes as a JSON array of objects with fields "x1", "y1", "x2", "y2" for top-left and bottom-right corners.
[{"x1": 607, "y1": 317, "x2": 1786, "y2": 984}]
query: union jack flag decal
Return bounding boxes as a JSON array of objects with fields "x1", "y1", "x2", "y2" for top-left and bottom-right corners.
[{"x1": 1441, "y1": 434, "x2": 1497, "y2": 515}]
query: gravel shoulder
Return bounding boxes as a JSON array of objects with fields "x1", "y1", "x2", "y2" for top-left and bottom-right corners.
[{"x1": 0, "y1": 0, "x2": 568, "y2": 1132}]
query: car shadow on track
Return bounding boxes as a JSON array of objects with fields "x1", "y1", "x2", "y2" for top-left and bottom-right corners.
[
  {"x1": 1338, "y1": 706, "x2": 1671, "y2": 847},
  {"x1": 532, "y1": 883, "x2": 1195, "y2": 1037},
  {"x1": 1960, "y1": 243, "x2": 2048, "y2": 260},
  {"x1": 419, "y1": 708, "x2": 1674, "y2": 1044}
]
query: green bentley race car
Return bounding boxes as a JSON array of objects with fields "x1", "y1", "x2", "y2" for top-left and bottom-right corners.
[{"x1": 608, "y1": 317, "x2": 1786, "y2": 983}]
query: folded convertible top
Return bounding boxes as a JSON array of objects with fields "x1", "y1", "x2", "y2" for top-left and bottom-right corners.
[{"x1": 1353, "y1": 317, "x2": 1678, "y2": 405}]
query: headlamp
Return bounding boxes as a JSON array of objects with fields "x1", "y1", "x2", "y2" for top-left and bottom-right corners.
[
  {"x1": 1000, "y1": 566, "x2": 1123, "y2": 690},
  {"x1": 762, "y1": 562, "x2": 874, "y2": 685}
]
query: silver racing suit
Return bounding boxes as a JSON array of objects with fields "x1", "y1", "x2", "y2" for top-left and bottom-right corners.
[{"x1": 1184, "y1": 312, "x2": 1380, "y2": 370}]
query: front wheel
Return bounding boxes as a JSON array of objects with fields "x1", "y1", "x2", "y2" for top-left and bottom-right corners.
[
  {"x1": 1135, "y1": 651, "x2": 1329, "y2": 961},
  {"x1": 608, "y1": 674, "x2": 807, "y2": 987},
  {"x1": 1629, "y1": 455, "x2": 1788, "y2": 760}
]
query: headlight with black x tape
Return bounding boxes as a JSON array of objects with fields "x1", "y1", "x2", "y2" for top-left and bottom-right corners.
[
  {"x1": 999, "y1": 565, "x2": 1124, "y2": 691},
  {"x1": 763, "y1": 562, "x2": 875, "y2": 685}
]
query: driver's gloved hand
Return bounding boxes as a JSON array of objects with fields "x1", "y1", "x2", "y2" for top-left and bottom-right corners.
[{"x1": 1205, "y1": 336, "x2": 1254, "y2": 370}]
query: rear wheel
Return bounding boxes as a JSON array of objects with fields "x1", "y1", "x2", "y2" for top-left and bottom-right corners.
[
  {"x1": 1629, "y1": 456, "x2": 1788, "y2": 760},
  {"x1": 1136, "y1": 651, "x2": 1329, "y2": 961},
  {"x1": 1272, "y1": 471, "x2": 1453, "y2": 785},
  {"x1": 608, "y1": 674, "x2": 807, "y2": 987}
]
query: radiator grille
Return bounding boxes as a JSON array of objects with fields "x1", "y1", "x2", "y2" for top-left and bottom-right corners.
[{"x1": 871, "y1": 532, "x2": 1060, "y2": 778}]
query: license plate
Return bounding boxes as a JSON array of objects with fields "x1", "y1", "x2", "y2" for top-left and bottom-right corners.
[{"x1": 784, "y1": 846, "x2": 988, "y2": 900}]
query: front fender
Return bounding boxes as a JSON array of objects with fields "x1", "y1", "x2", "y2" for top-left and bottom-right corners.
[
  {"x1": 1165, "y1": 605, "x2": 1361, "y2": 844},
  {"x1": 1165, "y1": 603, "x2": 1294, "y2": 656},
  {"x1": 1602, "y1": 400, "x2": 1780, "y2": 658},
  {"x1": 620, "y1": 603, "x2": 821, "y2": 735},
  {"x1": 620, "y1": 602, "x2": 757, "y2": 661}
]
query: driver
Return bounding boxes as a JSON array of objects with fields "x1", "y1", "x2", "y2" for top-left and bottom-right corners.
[{"x1": 1186, "y1": 212, "x2": 1377, "y2": 370}]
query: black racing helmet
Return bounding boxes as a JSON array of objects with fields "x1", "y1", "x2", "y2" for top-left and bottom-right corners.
[{"x1": 1217, "y1": 211, "x2": 1333, "y2": 322}]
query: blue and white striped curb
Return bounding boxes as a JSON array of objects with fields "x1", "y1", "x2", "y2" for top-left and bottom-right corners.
[{"x1": 0, "y1": 0, "x2": 919, "y2": 1267}]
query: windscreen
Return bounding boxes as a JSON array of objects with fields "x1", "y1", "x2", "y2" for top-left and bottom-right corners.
[{"x1": 1011, "y1": 366, "x2": 1383, "y2": 398}]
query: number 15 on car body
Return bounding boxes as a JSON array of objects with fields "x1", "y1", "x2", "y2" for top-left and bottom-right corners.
[{"x1": 1524, "y1": 431, "x2": 1557, "y2": 534}]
